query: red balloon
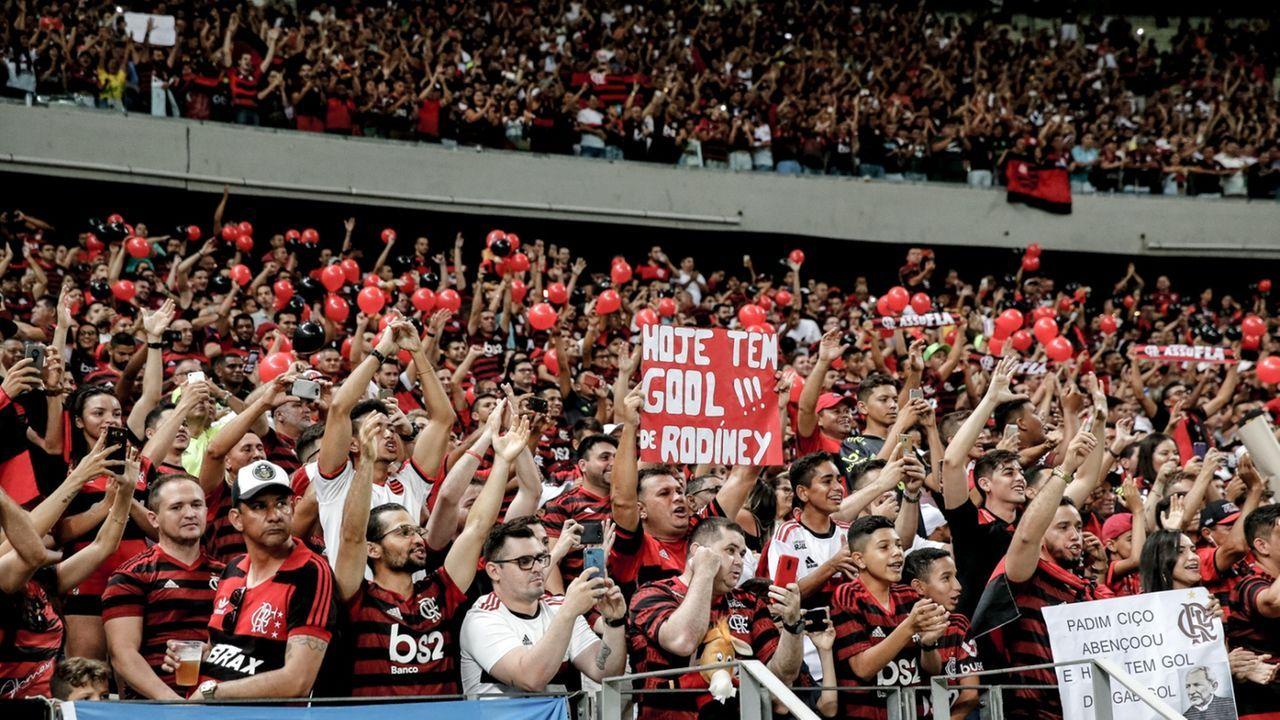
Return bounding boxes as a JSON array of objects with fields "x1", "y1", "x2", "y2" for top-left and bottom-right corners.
[
  {"x1": 543, "y1": 348, "x2": 560, "y2": 376},
  {"x1": 510, "y1": 279, "x2": 528, "y2": 304},
  {"x1": 995, "y1": 309, "x2": 1024, "y2": 336},
  {"x1": 486, "y1": 230, "x2": 507, "y2": 247},
  {"x1": 506, "y1": 233, "x2": 521, "y2": 250},
  {"x1": 273, "y1": 279, "x2": 294, "y2": 302},
  {"x1": 437, "y1": 288, "x2": 462, "y2": 313},
  {"x1": 301, "y1": 228, "x2": 319, "y2": 245},
  {"x1": 111, "y1": 280, "x2": 135, "y2": 301},
  {"x1": 885, "y1": 286, "x2": 909, "y2": 313},
  {"x1": 635, "y1": 308, "x2": 659, "y2": 328},
  {"x1": 1057, "y1": 297, "x2": 1073, "y2": 314},
  {"x1": 1045, "y1": 336, "x2": 1073, "y2": 362},
  {"x1": 910, "y1": 293, "x2": 931, "y2": 315},
  {"x1": 276, "y1": 336, "x2": 293, "y2": 355},
  {"x1": 399, "y1": 272, "x2": 417, "y2": 294},
  {"x1": 340, "y1": 259, "x2": 360, "y2": 284},
  {"x1": 611, "y1": 261, "x2": 633, "y2": 286},
  {"x1": 381, "y1": 228, "x2": 397, "y2": 244},
  {"x1": 546, "y1": 282, "x2": 568, "y2": 305},
  {"x1": 657, "y1": 298, "x2": 677, "y2": 317},
  {"x1": 126, "y1": 236, "x2": 151, "y2": 259},
  {"x1": 1260, "y1": 279, "x2": 1273, "y2": 294},
  {"x1": 259, "y1": 352, "x2": 294, "y2": 383},
  {"x1": 1259, "y1": 356, "x2": 1280, "y2": 384},
  {"x1": 1033, "y1": 317, "x2": 1059, "y2": 344},
  {"x1": 738, "y1": 304, "x2": 767, "y2": 327},
  {"x1": 320, "y1": 264, "x2": 346, "y2": 291},
  {"x1": 235, "y1": 234, "x2": 254, "y2": 253},
  {"x1": 186, "y1": 225, "x2": 201, "y2": 242},
  {"x1": 236, "y1": 221, "x2": 252, "y2": 236},
  {"x1": 876, "y1": 295, "x2": 893, "y2": 316},
  {"x1": 987, "y1": 335, "x2": 1005, "y2": 355},
  {"x1": 1032, "y1": 306, "x2": 1055, "y2": 322},
  {"x1": 106, "y1": 213, "x2": 124, "y2": 225},
  {"x1": 788, "y1": 249, "x2": 805, "y2": 265},
  {"x1": 1242, "y1": 315, "x2": 1267, "y2": 337},
  {"x1": 285, "y1": 229, "x2": 301, "y2": 243},
  {"x1": 596, "y1": 290, "x2": 622, "y2": 315},
  {"x1": 1074, "y1": 288, "x2": 1088, "y2": 303},
  {"x1": 1011, "y1": 330, "x2": 1034, "y2": 352},
  {"x1": 747, "y1": 322, "x2": 777, "y2": 334},
  {"x1": 324, "y1": 294, "x2": 350, "y2": 323},
  {"x1": 775, "y1": 290, "x2": 793, "y2": 307},
  {"x1": 1025, "y1": 243, "x2": 1043, "y2": 258},
  {"x1": 221, "y1": 224, "x2": 239, "y2": 242},
  {"x1": 756, "y1": 294, "x2": 774, "y2": 312},
  {"x1": 85, "y1": 233, "x2": 104, "y2": 252},
  {"x1": 1123, "y1": 295, "x2": 1136, "y2": 309},
  {"x1": 1022, "y1": 255, "x2": 1041, "y2": 273},
  {"x1": 411, "y1": 288, "x2": 437, "y2": 312},
  {"x1": 507, "y1": 253, "x2": 531, "y2": 274},
  {"x1": 528, "y1": 302, "x2": 558, "y2": 331},
  {"x1": 1099, "y1": 315, "x2": 1118, "y2": 335},
  {"x1": 1242, "y1": 334, "x2": 1262, "y2": 351},
  {"x1": 230, "y1": 264, "x2": 252, "y2": 286},
  {"x1": 357, "y1": 286, "x2": 385, "y2": 315}
]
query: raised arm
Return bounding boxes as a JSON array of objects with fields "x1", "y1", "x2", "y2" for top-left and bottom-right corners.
[
  {"x1": 451, "y1": 417, "x2": 530, "y2": 588},
  {"x1": 57, "y1": 465, "x2": 135, "y2": 592},
  {"x1": 400, "y1": 323, "x2": 457, "y2": 474},
  {"x1": 611, "y1": 386, "x2": 643, "y2": 533},
  {"x1": 941, "y1": 357, "x2": 1023, "y2": 509},
  {"x1": 335, "y1": 415, "x2": 383, "y2": 602},
  {"x1": 317, "y1": 323, "x2": 402, "y2": 476},
  {"x1": 799, "y1": 330, "x2": 846, "y2": 439},
  {"x1": 127, "y1": 300, "x2": 176, "y2": 438},
  {"x1": 1005, "y1": 427, "x2": 1095, "y2": 584},
  {"x1": 422, "y1": 403, "x2": 498, "y2": 550}
]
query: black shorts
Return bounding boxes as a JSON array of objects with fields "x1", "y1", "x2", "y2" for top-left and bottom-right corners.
[{"x1": 62, "y1": 591, "x2": 103, "y2": 617}]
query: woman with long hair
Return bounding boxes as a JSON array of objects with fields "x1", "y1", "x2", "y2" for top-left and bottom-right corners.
[
  {"x1": 1134, "y1": 432, "x2": 1178, "y2": 489},
  {"x1": 1139, "y1": 529, "x2": 1203, "y2": 593}
]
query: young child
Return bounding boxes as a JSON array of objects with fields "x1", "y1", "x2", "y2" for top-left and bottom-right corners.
[
  {"x1": 50, "y1": 658, "x2": 111, "y2": 701},
  {"x1": 1102, "y1": 478, "x2": 1146, "y2": 596},
  {"x1": 903, "y1": 547, "x2": 983, "y2": 718}
]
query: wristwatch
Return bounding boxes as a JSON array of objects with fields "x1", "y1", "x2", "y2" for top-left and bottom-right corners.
[
  {"x1": 369, "y1": 348, "x2": 388, "y2": 364},
  {"x1": 920, "y1": 639, "x2": 940, "y2": 651},
  {"x1": 197, "y1": 679, "x2": 218, "y2": 700},
  {"x1": 783, "y1": 618, "x2": 805, "y2": 635},
  {"x1": 604, "y1": 616, "x2": 626, "y2": 628}
]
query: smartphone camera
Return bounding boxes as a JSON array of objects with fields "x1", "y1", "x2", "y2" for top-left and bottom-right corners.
[
  {"x1": 525, "y1": 396, "x2": 549, "y2": 414},
  {"x1": 104, "y1": 426, "x2": 129, "y2": 465},
  {"x1": 23, "y1": 341, "x2": 45, "y2": 372},
  {"x1": 803, "y1": 607, "x2": 831, "y2": 633},
  {"x1": 291, "y1": 379, "x2": 321, "y2": 401},
  {"x1": 579, "y1": 520, "x2": 604, "y2": 546},
  {"x1": 161, "y1": 329, "x2": 182, "y2": 345}
]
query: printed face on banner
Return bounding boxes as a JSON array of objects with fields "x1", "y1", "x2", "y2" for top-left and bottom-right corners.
[{"x1": 638, "y1": 326, "x2": 782, "y2": 466}]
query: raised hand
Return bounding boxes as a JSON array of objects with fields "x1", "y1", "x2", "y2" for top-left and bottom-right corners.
[
  {"x1": 767, "y1": 583, "x2": 802, "y2": 626},
  {"x1": 493, "y1": 414, "x2": 531, "y2": 462},
  {"x1": 620, "y1": 384, "x2": 643, "y2": 425},
  {"x1": 817, "y1": 329, "x2": 848, "y2": 363},
  {"x1": 1, "y1": 358, "x2": 42, "y2": 398},
  {"x1": 357, "y1": 412, "x2": 387, "y2": 462},
  {"x1": 1061, "y1": 425, "x2": 1098, "y2": 475},
  {"x1": 987, "y1": 356, "x2": 1027, "y2": 404}
]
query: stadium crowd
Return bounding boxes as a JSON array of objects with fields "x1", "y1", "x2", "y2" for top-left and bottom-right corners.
[
  {"x1": 0, "y1": 193, "x2": 1278, "y2": 720},
  {"x1": 3, "y1": 1, "x2": 1280, "y2": 196}
]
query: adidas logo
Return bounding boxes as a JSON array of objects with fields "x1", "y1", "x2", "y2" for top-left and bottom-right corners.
[
  {"x1": 387, "y1": 607, "x2": 403, "y2": 620},
  {"x1": 805, "y1": 557, "x2": 819, "y2": 569},
  {"x1": 871, "y1": 627, "x2": 886, "y2": 638},
  {"x1": 163, "y1": 580, "x2": 180, "y2": 589},
  {"x1": 522, "y1": 635, "x2": 533, "y2": 646}
]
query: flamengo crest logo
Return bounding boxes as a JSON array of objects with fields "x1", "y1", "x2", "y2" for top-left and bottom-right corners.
[
  {"x1": 1176, "y1": 602, "x2": 1217, "y2": 644},
  {"x1": 250, "y1": 601, "x2": 283, "y2": 634},
  {"x1": 418, "y1": 596, "x2": 441, "y2": 623}
]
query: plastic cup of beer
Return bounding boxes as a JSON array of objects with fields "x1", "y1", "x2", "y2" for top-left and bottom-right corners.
[{"x1": 173, "y1": 641, "x2": 204, "y2": 686}]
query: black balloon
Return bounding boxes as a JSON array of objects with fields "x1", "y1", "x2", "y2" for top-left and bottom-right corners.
[
  {"x1": 89, "y1": 280, "x2": 111, "y2": 299},
  {"x1": 489, "y1": 238, "x2": 512, "y2": 257},
  {"x1": 292, "y1": 321, "x2": 326, "y2": 354},
  {"x1": 391, "y1": 254, "x2": 415, "y2": 274},
  {"x1": 284, "y1": 296, "x2": 306, "y2": 315},
  {"x1": 419, "y1": 271, "x2": 440, "y2": 288},
  {"x1": 1225, "y1": 326, "x2": 1242, "y2": 341},
  {"x1": 1198, "y1": 325, "x2": 1222, "y2": 344},
  {"x1": 209, "y1": 274, "x2": 232, "y2": 294},
  {"x1": 296, "y1": 276, "x2": 325, "y2": 303},
  {"x1": 86, "y1": 217, "x2": 102, "y2": 232},
  {"x1": 107, "y1": 221, "x2": 128, "y2": 240}
]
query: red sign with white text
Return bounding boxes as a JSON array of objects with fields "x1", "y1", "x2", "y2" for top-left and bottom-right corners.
[
  {"x1": 638, "y1": 326, "x2": 782, "y2": 466},
  {"x1": 1135, "y1": 344, "x2": 1236, "y2": 364}
]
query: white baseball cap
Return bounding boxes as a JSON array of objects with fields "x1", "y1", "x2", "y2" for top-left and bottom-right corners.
[{"x1": 232, "y1": 460, "x2": 292, "y2": 503}]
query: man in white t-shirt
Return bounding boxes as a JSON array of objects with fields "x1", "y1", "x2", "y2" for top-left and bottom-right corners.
[
  {"x1": 312, "y1": 319, "x2": 456, "y2": 568},
  {"x1": 576, "y1": 94, "x2": 607, "y2": 158},
  {"x1": 765, "y1": 453, "x2": 851, "y2": 680},
  {"x1": 460, "y1": 519, "x2": 626, "y2": 695}
]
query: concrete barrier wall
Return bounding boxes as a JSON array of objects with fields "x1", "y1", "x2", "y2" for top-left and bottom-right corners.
[{"x1": 2, "y1": 103, "x2": 1277, "y2": 258}]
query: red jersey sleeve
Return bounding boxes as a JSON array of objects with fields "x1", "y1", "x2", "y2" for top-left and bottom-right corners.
[
  {"x1": 830, "y1": 584, "x2": 876, "y2": 665},
  {"x1": 286, "y1": 555, "x2": 338, "y2": 642},
  {"x1": 629, "y1": 582, "x2": 679, "y2": 642},
  {"x1": 101, "y1": 565, "x2": 147, "y2": 621}
]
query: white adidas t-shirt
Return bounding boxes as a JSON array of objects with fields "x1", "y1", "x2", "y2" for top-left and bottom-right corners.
[
  {"x1": 460, "y1": 593, "x2": 599, "y2": 696},
  {"x1": 308, "y1": 458, "x2": 434, "y2": 572},
  {"x1": 767, "y1": 518, "x2": 848, "y2": 680}
]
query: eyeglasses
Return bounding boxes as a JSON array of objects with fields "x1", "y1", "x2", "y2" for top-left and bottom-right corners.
[
  {"x1": 377, "y1": 523, "x2": 427, "y2": 541},
  {"x1": 223, "y1": 587, "x2": 246, "y2": 630},
  {"x1": 490, "y1": 553, "x2": 552, "y2": 571}
]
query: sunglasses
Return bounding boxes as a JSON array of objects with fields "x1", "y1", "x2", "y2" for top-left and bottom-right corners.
[
  {"x1": 490, "y1": 553, "x2": 552, "y2": 571},
  {"x1": 223, "y1": 587, "x2": 246, "y2": 630},
  {"x1": 377, "y1": 523, "x2": 427, "y2": 541}
]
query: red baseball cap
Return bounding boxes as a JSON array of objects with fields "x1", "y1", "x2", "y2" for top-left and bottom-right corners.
[{"x1": 815, "y1": 393, "x2": 853, "y2": 413}]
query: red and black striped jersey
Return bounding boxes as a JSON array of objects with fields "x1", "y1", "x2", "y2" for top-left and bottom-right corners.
[
  {"x1": 0, "y1": 568, "x2": 61, "y2": 699},
  {"x1": 344, "y1": 568, "x2": 468, "y2": 696},
  {"x1": 541, "y1": 484, "x2": 611, "y2": 583},
  {"x1": 464, "y1": 333, "x2": 505, "y2": 383},
  {"x1": 627, "y1": 576, "x2": 780, "y2": 720},
  {"x1": 202, "y1": 482, "x2": 246, "y2": 563},
  {"x1": 201, "y1": 539, "x2": 337, "y2": 684},
  {"x1": 1197, "y1": 545, "x2": 1250, "y2": 620},
  {"x1": 61, "y1": 461, "x2": 153, "y2": 598},
  {"x1": 972, "y1": 558, "x2": 1110, "y2": 720},
  {"x1": 830, "y1": 578, "x2": 925, "y2": 720},
  {"x1": 1226, "y1": 563, "x2": 1280, "y2": 719},
  {"x1": 102, "y1": 545, "x2": 225, "y2": 695},
  {"x1": 917, "y1": 613, "x2": 985, "y2": 718},
  {"x1": 609, "y1": 500, "x2": 723, "y2": 592},
  {"x1": 534, "y1": 425, "x2": 576, "y2": 478}
]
